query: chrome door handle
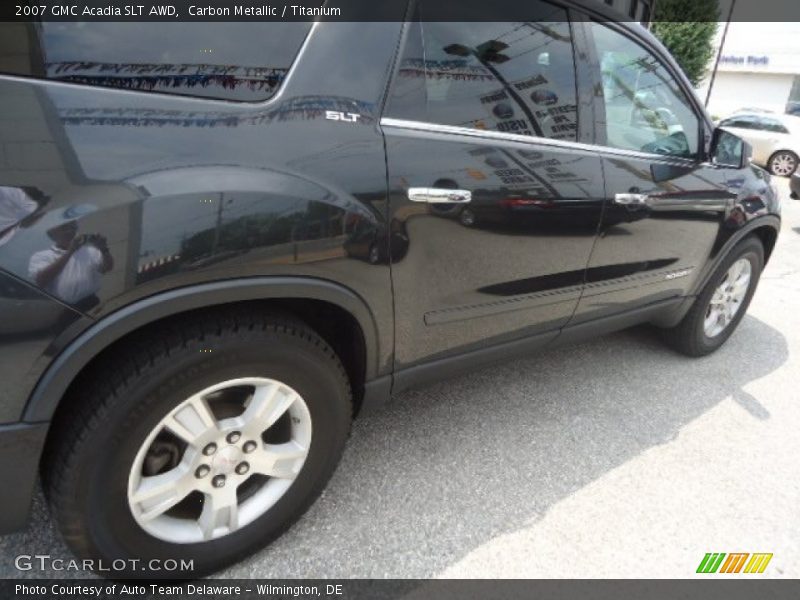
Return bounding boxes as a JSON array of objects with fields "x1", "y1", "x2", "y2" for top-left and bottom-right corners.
[
  {"x1": 408, "y1": 187, "x2": 472, "y2": 204},
  {"x1": 614, "y1": 193, "x2": 649, "y2": 206}
]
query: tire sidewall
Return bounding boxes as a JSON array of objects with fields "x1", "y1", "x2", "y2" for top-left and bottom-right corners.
[{"x1": 67, "y1": 328, "x2": 350, "y2": 577}]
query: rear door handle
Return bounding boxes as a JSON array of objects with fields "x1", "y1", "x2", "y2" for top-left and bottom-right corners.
[
  {"x1": 614, "y1": 193, "x2": 649, "y2": 206},
  {"x1": 408, "y1": 187, "x2": 472, "y2": 204}
]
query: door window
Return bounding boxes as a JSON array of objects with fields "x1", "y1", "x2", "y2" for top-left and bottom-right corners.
[
  {"x1": 588, "y1": 23, "x2": 700, "y2": 158},
  {"x1": 386, "y1": 1, "x2": 579, "y2": 142}
]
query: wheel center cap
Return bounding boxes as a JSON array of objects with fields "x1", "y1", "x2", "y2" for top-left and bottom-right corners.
[{"x1": 212, "y1": 445, "x2": 242, "y2": 475}]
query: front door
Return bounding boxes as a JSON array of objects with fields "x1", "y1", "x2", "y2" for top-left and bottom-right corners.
[
  {"x1": 571, "y1": 21, "x2": 736, "y2": 324},
  {"x1": 382, "y1": 1, "x2": 606, "y2": 370}
]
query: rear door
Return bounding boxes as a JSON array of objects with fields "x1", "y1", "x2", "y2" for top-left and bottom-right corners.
[
  {"x1": 571, "y1": 21, "x2": 735, "y2": 324},
  {"x1": 382, "y1": 0, "x2": 606, "y2": 371}
]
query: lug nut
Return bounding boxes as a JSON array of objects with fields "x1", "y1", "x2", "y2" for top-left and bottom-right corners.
[
  {"x1": 226, "y1": 431, "x2": 241, "y2": 444},
  {"x1": 202, "y1": 442, "x2": 217, "y2": 456},
  {"x1": 235, "y1": 462, "x2": 250, "y2": 475},
  {"x1": 195, "y1": 465, "x2": 210, "y2": 479},
  {"x1": 242, "y1": 441, "x2": 257, "y2": 453},
  {"x1": 212, "y1": 475, "x2": 226, "y2": 488}
]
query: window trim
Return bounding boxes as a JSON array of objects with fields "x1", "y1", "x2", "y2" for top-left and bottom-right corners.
[
  {"x1": 380, "y1": 116, "x2": 699, "y2": 166},
  {"x1": 579, "y1": 18, "x2": 708, "y2": 162},
  {"x1": 567, "y1": 6, "x2": 602, "y2": 146}
]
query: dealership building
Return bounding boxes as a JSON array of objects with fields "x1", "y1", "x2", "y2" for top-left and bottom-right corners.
[
  {"x1": 701, "y1": 22, "x2": 800, "y2": 118},
  {"x1": 599, "y1": 1, "x2": 800, "y2": 120}
]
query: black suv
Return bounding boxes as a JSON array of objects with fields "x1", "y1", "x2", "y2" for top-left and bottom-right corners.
[{"x1": 0, "y1": 1, "x2": 780, "y2": 577}]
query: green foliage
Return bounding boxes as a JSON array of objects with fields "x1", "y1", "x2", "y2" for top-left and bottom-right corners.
[{"x1": 651, "y1": 0, "x2": 719, "y2": 87}]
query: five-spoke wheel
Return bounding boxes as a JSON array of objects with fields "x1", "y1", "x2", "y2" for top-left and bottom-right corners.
[
  {"x1": 128, "y1": 378, "x2": 312, "y2": 543},
  {"x1": 663, "y1": 236, "x2": 763, "y2": 357},
  {"x1": 703, "y1": 258, "x2": 752, "y2": 338}
]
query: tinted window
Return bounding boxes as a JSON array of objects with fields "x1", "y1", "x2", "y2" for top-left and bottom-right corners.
[
  {"x1": 387, "y1": 1, "x2": 579, "y2": 141},
  {"x1": 720, "y1": 116, "x2": 758, "y2": 130},
  {"x1": 589, "y1": 23, "x2": 700, "y2": 158},
  {"x1": 757, "y1": 117, "x2": 789, "y2": 134},
  {"x1": 0, "y1": 23, "x2": 312, "y2": 101}
]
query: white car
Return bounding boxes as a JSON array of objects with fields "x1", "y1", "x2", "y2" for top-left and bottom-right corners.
[{"x1": 718, "y1": 112, "x2": 800, "y2": 176}]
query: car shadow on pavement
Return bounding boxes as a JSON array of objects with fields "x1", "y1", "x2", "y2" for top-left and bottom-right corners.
[
  {"x1": 230, "y1": 314, "x2": 787, "y2": 578},
  {"x1": 0, "y1": 315, "x2": 788, "y2": 579}
]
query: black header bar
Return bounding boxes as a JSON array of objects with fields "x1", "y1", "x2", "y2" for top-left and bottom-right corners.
[
  {"x1": 1, "y1": 0, "x2": 799, "y2": 22},
  {"x1": 4, "y1": 579, "x2": 800, "y2": 600}
]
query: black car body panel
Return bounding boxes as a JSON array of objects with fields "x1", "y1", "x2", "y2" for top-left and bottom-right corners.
[
  {"x1": 22, "y1": 276, "x2": 386, "y2": 423},
  {"x1": 0, "y1": 422, "x2": 48, "y2": 532},
  {"x1": 384, "y1": 121, "x2": 606, "y2": 368},
  {"x1": 0, "y1": 21, "x2": 403, "y2": 423},
  {"x1": 0, "y1": 2, "x2": 781, "y2": 534},
  {"x1": 0, "y1": 270, "x2": 86, "y2": 422}
]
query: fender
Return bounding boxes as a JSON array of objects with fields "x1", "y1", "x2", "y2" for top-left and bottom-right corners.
[
  {"x1": 689, "y1": 214, "x2": 781, "y2": 297},
  {"x1": 23, "y1": 276, "x2": 382, "y2": 423},
  {"x1": 649, "y1": 215, "x2": 780, "y2": 329}
]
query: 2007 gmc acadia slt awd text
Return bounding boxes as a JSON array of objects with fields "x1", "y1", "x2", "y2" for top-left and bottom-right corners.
[{"x1": 0, "y1": 0, "x2": 781, "y2": 577}]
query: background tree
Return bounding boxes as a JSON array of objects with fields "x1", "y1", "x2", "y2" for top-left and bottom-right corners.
[{"x1": 651, "y1": 0, "x2": 720, "y2": 87}]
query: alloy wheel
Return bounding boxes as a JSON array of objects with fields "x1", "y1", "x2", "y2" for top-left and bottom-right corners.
[
  {"x1": 703, "y1": 258, "x2": 752, "y2": 338},
  {"x1": 127, "y1": 377, "x2": 312, "y2": 543}
]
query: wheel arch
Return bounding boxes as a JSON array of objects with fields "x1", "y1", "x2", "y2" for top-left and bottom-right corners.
[
  {"x1": 752, "y1": 222, "x2": 779, "y2": 264},
  {"x1": 24, "y1": 277, "x2": 385, "y2": 423},
  {"x1": 691, "y1": 216, "x2": 780, "y2": 298},
  {"x1": 653, "y1": 216, "x2": 780, "y2": 330}
]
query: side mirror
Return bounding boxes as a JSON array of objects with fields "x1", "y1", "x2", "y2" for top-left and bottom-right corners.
[{"x1": 710, "y1": 127, "x2": 752, "y2": 168}]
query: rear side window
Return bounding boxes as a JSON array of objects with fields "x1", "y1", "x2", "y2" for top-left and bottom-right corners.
[
  {"x1": 757, "y1": 117, "x2": 790, "y2": 134},
  {"x1": 720, "y1": 116, "x2": 758, "y2": 130},
  {"x1": 0, "y1": 23, "x2": 312, "y2": 101},
  {"x1": 387, "y1": 0, "x2": 579, "y2": 142}
]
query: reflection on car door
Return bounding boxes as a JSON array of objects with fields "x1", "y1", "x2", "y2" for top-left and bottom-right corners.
[{"x1": 382, "y1": 1, "x2": 606, "y2": 371}]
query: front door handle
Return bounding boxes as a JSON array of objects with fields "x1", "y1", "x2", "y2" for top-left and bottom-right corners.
[
  {"x1": 614, "y1": 193, "x2": 649, "y2": 206},
  {"x1": 408, "y1": 187, "x2": 472, "y2": 204}
]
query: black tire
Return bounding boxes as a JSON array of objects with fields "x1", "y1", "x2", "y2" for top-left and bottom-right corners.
[
  {"x1": 767, "y1": 150, "x2": 798, "y2": 177},
  {"x1": 43, "y1": 308, "x2": 352, "y2": 578},
  {"x1": 662, "y1": 236, "x2": 764, "y2": 357}
]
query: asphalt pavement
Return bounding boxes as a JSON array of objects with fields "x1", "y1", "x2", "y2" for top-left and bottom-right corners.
[{"x1": 2, "y1": 180, "x2": 798, "y2": 579}]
